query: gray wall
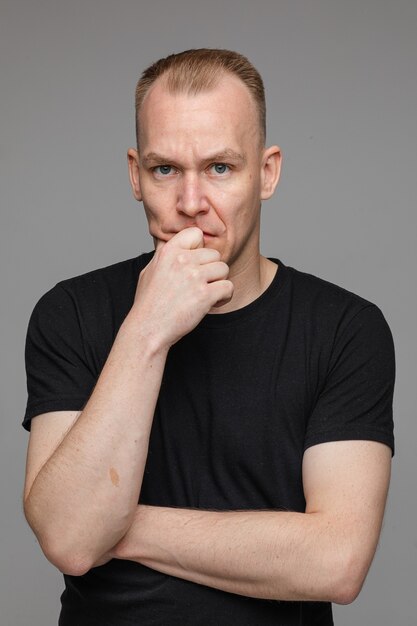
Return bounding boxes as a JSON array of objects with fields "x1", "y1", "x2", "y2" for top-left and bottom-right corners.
[{"x1": 1, "y1": 1, "x2": 416, "y2": 623}]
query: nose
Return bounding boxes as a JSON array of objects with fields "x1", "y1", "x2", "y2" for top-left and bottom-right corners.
[{"x1": 176, "y1": 172, "x2": 210, "y2": 218}]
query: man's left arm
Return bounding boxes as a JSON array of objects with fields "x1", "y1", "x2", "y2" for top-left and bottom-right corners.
[{"x1": 100, "y1": 439, "x2": 391, "y2": 604}]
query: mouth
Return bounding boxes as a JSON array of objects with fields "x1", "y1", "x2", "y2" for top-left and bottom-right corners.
[
  {"x1": 159, "y1": 228, "x2": 218, "y2": 242},
  {"x1": 172, "y1": 229, "x2": 217, "y2": 238}
]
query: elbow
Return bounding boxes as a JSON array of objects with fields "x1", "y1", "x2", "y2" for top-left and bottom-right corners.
[
  {"x1": 23, "y1": 501, "x2": 97, "y2": 577},
  {"x1": 331, "y1": 580, "x2": 363, "y2": 606},
  {"x1": 46, "y1": 546, "x2": 93, "y2": 577},
  {"x1": 328, "y1": 550, "x2": 369, "y2": 605},
  {"x1": 40, "y1": 534, "x2": 98, "y2": 576},
  {"x1": 33, "y1": 532, "x2": 95, "y2": 576}
]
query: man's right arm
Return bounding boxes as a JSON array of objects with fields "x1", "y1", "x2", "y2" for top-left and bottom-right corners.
[
  {"x1": 24, "y1": 319, "x2": 170, "y2": 577},
  {"x1": 23, "y1": 227, "x2": 233, "y2": 577}
]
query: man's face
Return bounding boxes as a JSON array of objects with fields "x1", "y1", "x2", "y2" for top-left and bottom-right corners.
[{"x1": 129, "y1": 74, "x2": 281, "y2": 274}]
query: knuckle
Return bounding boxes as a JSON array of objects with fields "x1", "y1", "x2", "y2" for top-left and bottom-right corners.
[
  {"x1": 224, "y1": 280, "x2": 234, "y2": 295},
  {"x1": 196, "y1": 282, "x2": 208, "y2": 299},
  {"x1": 189, "y1": 267, "x2": 200, "y2": 281},
  {"x1": 176, "y1": 252, "x2": 187, "y2": 266}
]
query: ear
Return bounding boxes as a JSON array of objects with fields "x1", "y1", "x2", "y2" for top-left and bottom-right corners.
[
  {"x1": 127, "y1": 148, "x2": 142, "y2": 201},
  {"x1": 260, "y1": 146, "x2": 282, "y2": 200}
]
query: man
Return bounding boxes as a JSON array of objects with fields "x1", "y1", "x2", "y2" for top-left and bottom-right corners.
[{"x1": 23, "y1": 49, "x2": 395, "y2": 625}]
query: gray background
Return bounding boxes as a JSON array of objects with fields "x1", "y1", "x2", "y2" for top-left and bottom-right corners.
[{"x1": 1, "y1": 0, "x2": 416, "y2": 624}]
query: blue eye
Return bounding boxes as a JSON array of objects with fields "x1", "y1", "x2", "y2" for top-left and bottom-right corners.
[
  {"x1": 211, "y1": 163, "x2": 229, "y2": 175},
  {"x1": 155, "y1": 165, "x2": 173, "y2": 176}
]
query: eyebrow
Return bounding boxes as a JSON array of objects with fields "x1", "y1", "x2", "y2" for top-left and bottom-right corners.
[
  {"x1": 141, "y1": 149, "x2": 246, "y2": 167},
  {"x1": 207, "y1": 149, "x2": 246, "y2": 165}
]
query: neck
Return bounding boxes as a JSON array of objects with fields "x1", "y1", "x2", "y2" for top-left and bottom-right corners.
[{"x1": 209, "y1": 254, "x2": 278, "y2": 314}]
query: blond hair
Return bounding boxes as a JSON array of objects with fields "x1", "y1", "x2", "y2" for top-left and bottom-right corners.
[{"x1": 135, "y1": 48, "x2": 266, "y2": 146}]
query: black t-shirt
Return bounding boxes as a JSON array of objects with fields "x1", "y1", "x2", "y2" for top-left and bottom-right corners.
[{"x1": 23, "y1": 253, "x2": 395, "y2": 626}]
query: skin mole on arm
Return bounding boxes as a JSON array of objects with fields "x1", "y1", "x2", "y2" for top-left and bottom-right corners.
[{"x1": 109, "y1": 467, "x2": 120, "y2": 487}]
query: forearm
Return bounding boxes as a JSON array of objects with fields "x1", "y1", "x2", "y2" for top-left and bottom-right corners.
[
  {"x1": 24, "y1": 313, "x2": 168, "y2": 575},
  {"x1": 112, "y1": 504, "x2": 365, "y2": 604}
]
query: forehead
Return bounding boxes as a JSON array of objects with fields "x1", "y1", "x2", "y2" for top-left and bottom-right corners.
[{"x1": 138, "y1": 74, "x2": 260, "y2": 155}]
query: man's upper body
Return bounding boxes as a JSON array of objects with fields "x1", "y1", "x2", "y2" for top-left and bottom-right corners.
[{"x1": 22, "y1": 49, "x2": 395, "y2": 625}]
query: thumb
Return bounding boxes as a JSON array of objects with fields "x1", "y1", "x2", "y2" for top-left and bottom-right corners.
[
  {"x1": 176, "y1": 226, "x2": 205, "y2": 250},
  {"x1": 154, "y1": 227, "x2": 204, "y2": 253}
]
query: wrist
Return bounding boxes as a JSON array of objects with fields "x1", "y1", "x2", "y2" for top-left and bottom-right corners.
[{"x1": 121, "y1": 309, "x2": 171, "y2": 359}]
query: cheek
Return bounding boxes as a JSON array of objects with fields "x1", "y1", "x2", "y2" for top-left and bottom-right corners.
[
  {"x1": 141, "y1": 183, "x2": 173, "y2": 222},
  {"x1": 217, "y1": 183, "x2": 259, "y2": 224},
  {"x1": 141, "y1": 200, "x2": 168, "y2": 238}
]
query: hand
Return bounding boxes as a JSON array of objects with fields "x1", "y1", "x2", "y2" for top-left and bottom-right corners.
[{"x1": 130, "y1": 227, "x2": 234, "y2": 348}]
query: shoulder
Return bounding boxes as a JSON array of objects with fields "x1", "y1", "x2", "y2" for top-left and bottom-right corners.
[
  {"x1": 55, "y1": 251, "x2": 153, "y2": 300},
  {"x1": 27, "y1": 252, "x2": 154, "y2": 345},
  {"x1": 281, "y1": 261, "x2": 389, "y2": 330},
  {"x1": 273, "y1": 261, "x2": 395, "y2": 374},
  {"x1": 286, "y1": 263, "x2": 373, "y2": 309},
  {"x1": 33, "y1": 252, "x2": 153, "y2": 311}
]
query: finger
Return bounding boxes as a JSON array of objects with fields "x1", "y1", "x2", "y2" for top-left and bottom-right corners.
[
  {"x1": 188, "y1": 247, "x2": 221, "y2": 265},
  {"x1": 172, "y1": 227, "x2": 204, "y2": 250},
  {"x1": 207, "y1": 279, "x2": 234, "y2": 308},
  {"x1": 199, "y1": 261, "x2": 229, "y2": 283}
]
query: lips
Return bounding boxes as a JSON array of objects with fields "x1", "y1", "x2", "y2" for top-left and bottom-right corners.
[
  {"x1": 168, "y1": 227, "x2": 217, "y2": 237},
  {"x1": 159, "y1": 226, "x2": 220, "y2": 244}
]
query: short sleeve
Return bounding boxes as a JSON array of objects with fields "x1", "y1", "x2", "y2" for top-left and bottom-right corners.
[
  {"x1": 22, "y1": 283, "x2": 97, "y2": 431},
  {"x1": 305, "y1": 305, "x2": 395, "y2": 455}
]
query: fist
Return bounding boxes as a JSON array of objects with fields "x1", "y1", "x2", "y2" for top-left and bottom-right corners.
[{"x1": 131, "y1": 228, "x2": 234, "y2": 348}]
